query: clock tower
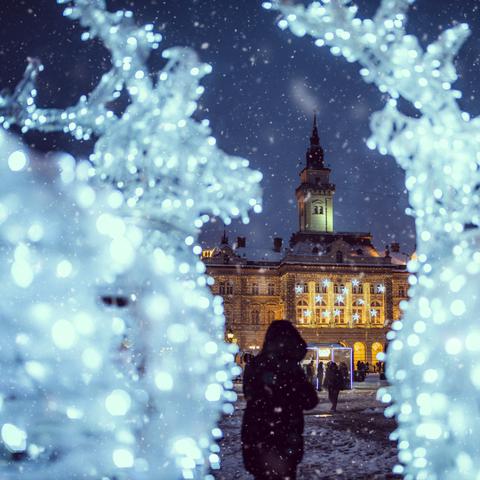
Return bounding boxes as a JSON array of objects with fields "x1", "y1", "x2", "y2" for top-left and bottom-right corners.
[{"x1": 296, "y1": 114, "x2": 335, "y2": 233}]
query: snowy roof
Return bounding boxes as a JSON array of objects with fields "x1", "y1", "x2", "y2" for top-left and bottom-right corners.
[
  {"x1": 202, "y1": 231, "x2": 407, "y2": 269},
  {"x1": 233, "y1": 246, "x2": 284, "y2": 263},
  {"x1": 389, "y1": 251, "x2": 409, "y2": 266}
]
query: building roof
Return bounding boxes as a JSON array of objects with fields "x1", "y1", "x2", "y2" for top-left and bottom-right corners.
[{"x1": 202, "y1": 232, "x2": 407, "y2": 269}]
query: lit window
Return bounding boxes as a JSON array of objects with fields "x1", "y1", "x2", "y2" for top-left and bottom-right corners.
[
  {"x1": 296, "y1": 299, "x2": 309, "y2": 324},
  {"x1": 295, "y1": 283, "x2": 308, "y2": 294},
  {"x1": 313, "y1": 204, "x2": 324, "y2": 215},
  {"x1": 334, "y1": 307, "x2": 346, "y2": 325},
  {"x1": 370, "y1": 301, "x2": 383, "y2": 324}
]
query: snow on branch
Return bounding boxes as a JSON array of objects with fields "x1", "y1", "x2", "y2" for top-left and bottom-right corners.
[{"x1": 0, "y1": 0, "x2": 262, "y2": 231}]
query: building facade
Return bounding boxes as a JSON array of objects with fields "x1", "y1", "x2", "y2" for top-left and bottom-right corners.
[{"x1": 203, "y1": 116, "x2": 409, "y2": 364}]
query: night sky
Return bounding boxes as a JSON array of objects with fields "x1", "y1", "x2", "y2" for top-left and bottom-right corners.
[{"x1": 1, "y1": 0, "x2": 480, "y2": 254}]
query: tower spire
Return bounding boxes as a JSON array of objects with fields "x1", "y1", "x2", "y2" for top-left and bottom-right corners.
[
  {"x1": 310, "y1": 112, "x2": 320, "y2": 146},
  {"x1": 296, "y1": 113, "x2": 335, "y2": 233},
  {"x1": 305, "y1": 112, "x2": 324, "y2": 167}
]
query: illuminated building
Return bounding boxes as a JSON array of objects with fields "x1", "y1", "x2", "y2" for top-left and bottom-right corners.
[{"x1": 202, "y1": 116, "x2": 409, "y2": 364}]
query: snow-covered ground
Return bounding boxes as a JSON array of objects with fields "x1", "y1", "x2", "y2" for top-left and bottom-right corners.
[{"x1": 217, "y1": 376, "x2": 399, "y2": 479}]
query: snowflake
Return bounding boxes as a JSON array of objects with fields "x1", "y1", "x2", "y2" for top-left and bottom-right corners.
[
  {"x1": 295, "y1": 285, "x2": 304, "y2": 294},
  {"x1": 352, "y1": 312, "x2": 360, "y2": 322},
  {"x1": 370, "y1": 309, "x2": 378, "y2": 317},
  {"x1": 315, "y1": 294, "x2": 323, "y2": 304},
  {"x1": 335, "y1": 294, "x2": 345, "y2": 304},
  {"x1": 377, "y1": 284, "x2": 386, "y2": 294},
  {"x1": 351, "y1": 278, "x2": 360, "y2": 287},
  {"x1": 322, "y1": 278, "x2": 330, "y2": 287},
  {"x1": 333, "y1": 309, "x2": 341, "y2": 317}
]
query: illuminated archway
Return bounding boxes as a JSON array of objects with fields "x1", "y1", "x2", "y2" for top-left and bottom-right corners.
[
  {"x1": 353, "y1": 341, "x2": 366, "y2": 363},
  {"x1": 372, "y1": 342, "x2": 384, "y2": 363}
]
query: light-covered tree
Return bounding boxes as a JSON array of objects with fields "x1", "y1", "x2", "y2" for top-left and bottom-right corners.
[
  {"x1": 0, "y1": 130, "x2": 135, "y2": 479},
  {"x1": 0, "y1": 0, "x2": 262, "y2": 478},
  {"x1": 265, "y1": 0, "x2": 480, "y2": 478}
]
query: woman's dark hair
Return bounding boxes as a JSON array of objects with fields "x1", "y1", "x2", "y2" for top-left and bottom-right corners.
[{"x1": 261, "y1": 320, "x2": 307, "y2": 361}]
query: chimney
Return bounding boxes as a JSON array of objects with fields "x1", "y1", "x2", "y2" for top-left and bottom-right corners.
[
  {"x1": 236, "y1": 236, "x2": 246, "y2": 248},
  {"x1": 390, "y1": 242, "x2": 400, "y2": 253},
  {"x1": 273, "y1": 237, "x2": 283, "y2": 252}
]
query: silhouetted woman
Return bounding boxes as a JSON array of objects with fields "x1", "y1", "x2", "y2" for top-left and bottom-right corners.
[{"x1": 241, "y1": 320, "x2": 318, "y2": 480}]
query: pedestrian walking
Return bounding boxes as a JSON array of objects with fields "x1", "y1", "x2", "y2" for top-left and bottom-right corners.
[
  {"x1": 323, "y1": 361, "x2": 343, "y2": 412},
  {"x1": 241, "y1": 320, "x2": 318, "y2": 480}
]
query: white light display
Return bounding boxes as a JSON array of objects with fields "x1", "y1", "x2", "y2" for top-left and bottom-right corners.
[
  {"x1": 0, "y1": 0, "x2": 262, "y2": 478},
  {"x1": 0, "y1": 131, "x2": 132, "y2": 479},
  {"x1": 267, "y1": 0, "x2": 480, "y2": 478},
  {"x1": 295, "y1": 284, "x2": 305, "y2": 294}
]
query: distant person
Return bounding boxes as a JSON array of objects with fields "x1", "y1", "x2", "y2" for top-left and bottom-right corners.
[
  {"x1": 306, "y1": 359, "x2": 315, "y2": 386},
  {"x1": 316, "y1": 362, "x2": 324, "y2": 391},
  {"x1": 323, "y1": 361, "x2": 343, "y2": 412},
  {"x1": 241, "y1": 320, "x2": 318, "y2": 480},
  {"x1": 339, "y1": 361, "x2": 349, "y2": 390}
]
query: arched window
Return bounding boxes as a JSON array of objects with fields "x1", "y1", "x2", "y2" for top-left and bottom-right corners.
[
  {"x1": 219, "y1": 282, "x2": 226, "y2": 295},
  {"x1": 336, "y1": 251, "x2": 344, "y2": 263},
  {"x1": 352, "y1": 283, "x2": 363, "y2": 294},
  {"x1": 251, "y1": 283, "x2": 259, "y2": 295},
  {"x1": 296, "y1": 299, "x2": 309, "y2": 324},
  {"x1": 266, "y1": 310, "x2": 275, "y2": 323},
  {"x1": 334, "y1": 283, "x2": 345, "y2": 294},
  {"x1": 372, "y1": 342, "x2": 384, "y2": 363},
  {"x1": 315, "y1": 282, "x2": 328, "y2": 294},
  {"x1": 226, "y1": 282, "x2": 234, "y2": 295},
  {"x1": 354, "y1": 342, "x2": 366, "y2": 363},
  {"x1": 313, "y1": 204, "x2": 324, "y2": 215},
  {"x1": 267, "y1": 283, "x2": 275, "y2": 295},
  {"x1": 296, "y1": 282, "x2": 308, "y2": 294},
  {"x1": 398, "y1": 285, "x2": 406, "y2": 297}
]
